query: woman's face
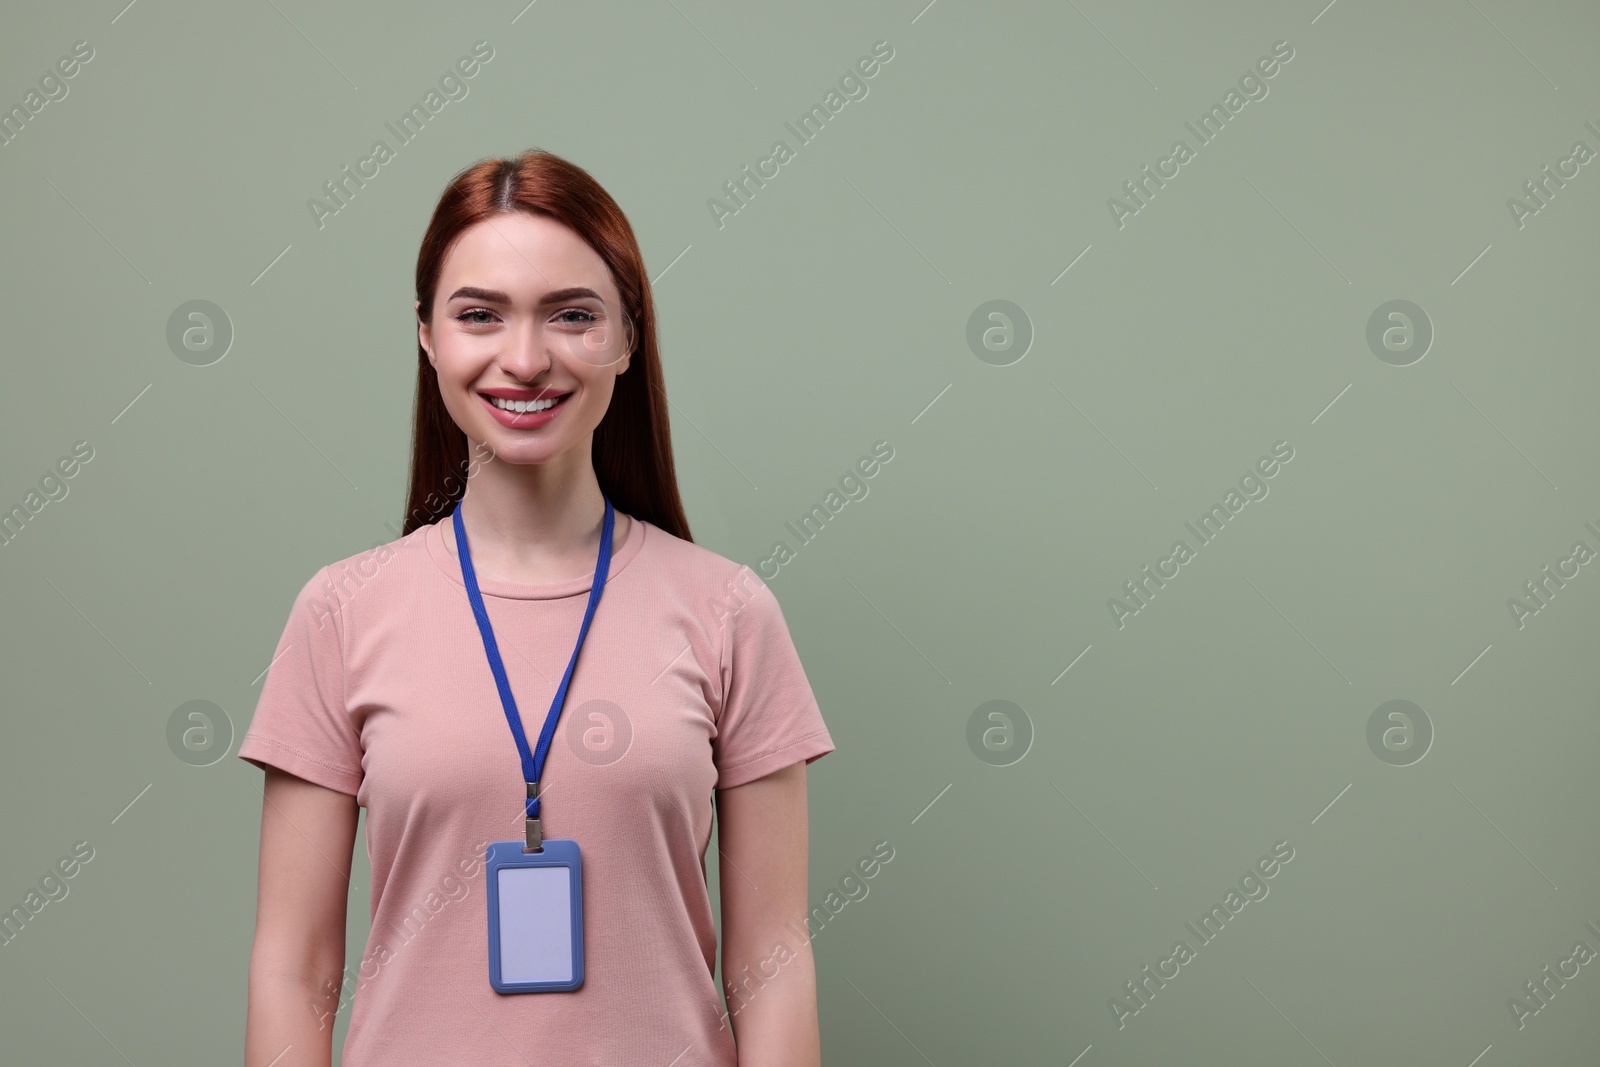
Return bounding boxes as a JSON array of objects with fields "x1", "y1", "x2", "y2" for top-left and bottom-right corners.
[{"x1": 416, "y1": 212, "x2": 632, "y2": 468}]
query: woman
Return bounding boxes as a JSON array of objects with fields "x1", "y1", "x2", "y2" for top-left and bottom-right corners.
[{"x1": 241, "y1": 149, "x2": 834, "y2": 1066}]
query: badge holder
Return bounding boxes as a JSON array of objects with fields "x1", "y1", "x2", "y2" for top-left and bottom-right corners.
[
  {"x1": 454, "y1": 498, "x2": 612, "y2": 996},
  {"x1": 485, "y1": 781, "x2": 585, "y2": 993}
]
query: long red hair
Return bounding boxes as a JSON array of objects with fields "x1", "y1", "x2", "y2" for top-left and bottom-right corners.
[{"x1": 401, "y1": 149, "x2": 692, "y2": 542}]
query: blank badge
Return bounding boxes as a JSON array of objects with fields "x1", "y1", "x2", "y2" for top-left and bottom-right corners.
[{"x1": 485, "y1": 839, "x2": 585, "y2": 993}]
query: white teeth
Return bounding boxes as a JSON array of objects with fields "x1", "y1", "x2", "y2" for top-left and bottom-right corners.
[{"x1": 490, "y1": 395, "x2": 561, "y2": 413}]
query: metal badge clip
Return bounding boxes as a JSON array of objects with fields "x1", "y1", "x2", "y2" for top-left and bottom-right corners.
[{"x1": 525, "y1": 780, "x2": 542, "y2": 852}]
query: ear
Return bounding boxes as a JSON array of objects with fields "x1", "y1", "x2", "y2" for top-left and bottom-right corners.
[
  {"x1": 617, "y1": 316, "x2": 636, "y2": 375},
  {"x1": 416, "y1": 301, "x2": 435, "y2": 368}
]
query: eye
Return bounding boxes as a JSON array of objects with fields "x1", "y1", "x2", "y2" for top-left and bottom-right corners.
[
  {"x1": 455, "y1": 307, "x2": 496, "y2": 325},
  {"x1": 555, "y1": 308, "x2": 599, "y2": 326}
]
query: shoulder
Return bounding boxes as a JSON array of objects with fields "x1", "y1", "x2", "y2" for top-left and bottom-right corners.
[
  {"x1": 633, "y1": 517, "x2": 760, "y2": 593},
  {"x1": 631, "y1": 518, "x2": 783, "y2": 632},
  {"x1": 284, "y1": 524, "x2": 435, "y2": 632},
  {"x1": 319, "y1": 524, "x2": 432, "y2": 588},
  {"x1": 636, "y1": 521, "x2": 806, "y2": 655}
]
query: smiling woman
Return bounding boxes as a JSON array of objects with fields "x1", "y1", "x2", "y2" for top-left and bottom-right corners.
[
  {"x1": 241, "y1": 149, "x2": 834, "y2": 1067},
  {"x1": 411, "y1": 210, "x2": 647, "y2": 584},
  {"x1": 432, "y1": 280, "x2": 622, "y2": 442}
]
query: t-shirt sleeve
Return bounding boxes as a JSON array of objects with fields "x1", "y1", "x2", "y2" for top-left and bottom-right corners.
[
  {"x1": 713, "y1": 573, "x2": 835, "y2": 789},
  {"x1": 237, "y1": 566, "x2": 364, "y2": 796}
]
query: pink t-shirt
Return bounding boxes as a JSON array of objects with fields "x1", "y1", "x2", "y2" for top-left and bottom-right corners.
[{"x1": 239, "y1": 512, "x2": 835, "y2": 1066}]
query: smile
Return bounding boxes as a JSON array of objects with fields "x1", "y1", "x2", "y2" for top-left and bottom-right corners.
[{"x1": 487, "y1": 394, "x2": 567, "y2": 413}]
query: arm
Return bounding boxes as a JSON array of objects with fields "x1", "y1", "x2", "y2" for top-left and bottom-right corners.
[
  {"x1": 244, "y1": 765, "x2": 360, "y2": 1067},
  {"x1": 715, "y1": 761, "x2": 821, "y2": 1067}
]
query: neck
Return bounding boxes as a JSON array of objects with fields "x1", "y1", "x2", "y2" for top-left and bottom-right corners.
[{"x1": 445, "y1": 436, "x2": 629, "y2": 582}]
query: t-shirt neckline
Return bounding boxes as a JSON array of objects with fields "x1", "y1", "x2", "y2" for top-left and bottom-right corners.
[{"x1": 424, "y1": 510, "x2": 648, "y2": 600}]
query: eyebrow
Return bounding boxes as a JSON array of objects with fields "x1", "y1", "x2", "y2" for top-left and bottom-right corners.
[{"x1": 444, "y1": 285, "x2": 605, "y2": 306}]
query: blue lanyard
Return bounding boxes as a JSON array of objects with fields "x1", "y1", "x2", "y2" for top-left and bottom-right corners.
[{"x1": 452, "y1": 496, "x2": 614, "y2": 849}]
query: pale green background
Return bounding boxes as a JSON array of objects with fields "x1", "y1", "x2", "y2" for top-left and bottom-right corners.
[{"x1": 2, "y1": 0, "x2": 1598, "y2": 1063}]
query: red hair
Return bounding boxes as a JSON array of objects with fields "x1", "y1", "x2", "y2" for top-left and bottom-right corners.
[{"x1": 402, "y1": 149, "x2": 692, "y2": 542}]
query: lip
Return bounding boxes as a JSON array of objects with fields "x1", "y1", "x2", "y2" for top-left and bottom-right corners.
[
  {"x1": 478, "y1": 389, "x2": 571, "y2": 429},
  {"x1": 479, "y1": 386, "x2": 572, "y2": 401}
]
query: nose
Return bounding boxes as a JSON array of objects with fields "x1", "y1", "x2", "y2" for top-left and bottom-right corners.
[{"x1": 498, "y1": 317, "x2": 552, "y2": 383}]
